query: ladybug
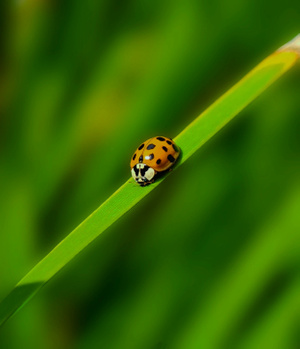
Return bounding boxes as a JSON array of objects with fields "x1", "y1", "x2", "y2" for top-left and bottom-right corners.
[{"x1": 130, "y1": 136, "x2": 180, "y2": 186}]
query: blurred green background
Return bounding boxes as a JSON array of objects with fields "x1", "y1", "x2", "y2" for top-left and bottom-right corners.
[{"x1": 0, "y1": 0, "x2": 300, "y2": 348}]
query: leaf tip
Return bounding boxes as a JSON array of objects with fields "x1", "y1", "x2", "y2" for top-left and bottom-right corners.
[{"x1": 278, "y1": 34, "x2": 300, "y2": 56}]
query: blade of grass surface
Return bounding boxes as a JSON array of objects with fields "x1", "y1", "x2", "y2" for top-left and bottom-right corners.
[{"x1": 0, "y1": 35, "x2": 299, "y2": 327}]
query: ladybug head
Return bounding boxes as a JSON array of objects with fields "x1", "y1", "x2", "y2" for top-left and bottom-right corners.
[{"x1": 131, "y1": 163, "x2": 156, "y2": 186}]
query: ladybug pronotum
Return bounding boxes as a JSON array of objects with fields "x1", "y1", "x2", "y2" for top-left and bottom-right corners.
[{"x1": 130, "y1": 136, "x2": 180, "y2": 186}]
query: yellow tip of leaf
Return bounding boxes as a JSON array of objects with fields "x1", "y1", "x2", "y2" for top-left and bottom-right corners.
[{"x1": 277, "y1": 33, "x2": 300, "y2": 56}]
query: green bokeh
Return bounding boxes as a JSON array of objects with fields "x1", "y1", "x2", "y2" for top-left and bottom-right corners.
[{"x1": 0, "y1": 0, "x2": 299, "y2": 348}]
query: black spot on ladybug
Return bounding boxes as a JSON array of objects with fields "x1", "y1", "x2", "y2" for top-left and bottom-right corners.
[
  {"x1": 167, "y1": 154, "x2": 175, "y2": 162},
  {"x1": 133, "y1": 166, "x2": 139, "y2": 176},
  {"x1": 172, "y1": 144, "x2": 179, "y2": 152},
  {"x1": 133, "y1": 153, "x2": 136, "y2": 160},
  {"x1": 139, "y1": 155, "x2": 143, "y2": 162},
  {"x1": 146, "y1": 154, "x2": 154, "y2": 160},
  {"x1": 166, "y1": 140, "x2": 172, "y2": 145},
  {"x1": 156, "y1": 159, "x2": 161, "y2": 165},
  {"x1": 147, "y1": 143, "x2": 156, "y2": 150},
  {"x1": 162, "y1": 146, "x2": 168, "y2": 152},
  {"x1": 138, "y1": 143, "x2": 144, "y2": 150},
  {"x1": 156, "y1": 137, "x2": 165, "y2": 141}
]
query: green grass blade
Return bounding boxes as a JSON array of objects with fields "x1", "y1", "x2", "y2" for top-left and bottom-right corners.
[{"x1": 0, "y1": 35, "x2": 299, "y2": 327}]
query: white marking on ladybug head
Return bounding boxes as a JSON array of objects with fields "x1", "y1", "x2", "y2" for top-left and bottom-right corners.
[{"x1": 131, "y1": 163, "x2": 156, "y2": 185}]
